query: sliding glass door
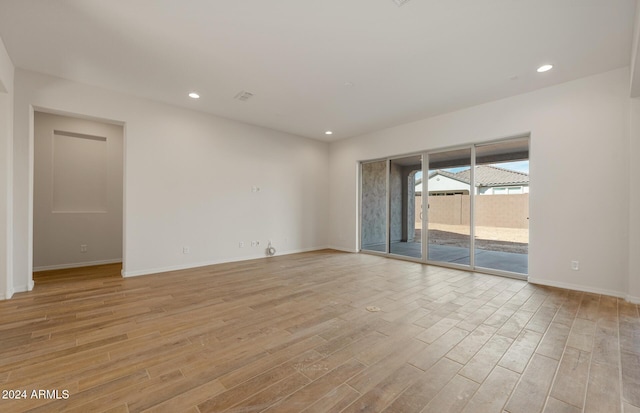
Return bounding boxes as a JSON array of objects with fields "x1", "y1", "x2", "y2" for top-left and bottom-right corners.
[
  {"x1": 389, "y1": 155, "x2": 422, "y2": 259},
  {"x1": 473, "y1": 139, "x2": 529, "y2": 274},
  {"x1": 426, "y1": 148, "x2": 472, "y2": 266},
  {"x1": 359, "y1": 137, "x2": 529, "y2": 278}
]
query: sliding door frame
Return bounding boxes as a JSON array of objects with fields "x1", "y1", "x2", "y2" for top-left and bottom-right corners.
[
  {"x1": 423, "y1": 147, "x2": 475, "y2": 272},
  {"x1": 358, "y1": 136, "x2": 529, "y2": 280},
  {"x1": 386, "y1": 154, "x2": 424, "y2": 263}
]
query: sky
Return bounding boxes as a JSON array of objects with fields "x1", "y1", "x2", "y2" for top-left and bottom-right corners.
[{"x1": 493, "y1": 160, "x2": 529, "y2": 174}]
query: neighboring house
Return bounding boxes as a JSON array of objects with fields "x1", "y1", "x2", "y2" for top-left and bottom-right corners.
[{"x1": 415, "y1": 165, "x2": 529, "y2": 195}]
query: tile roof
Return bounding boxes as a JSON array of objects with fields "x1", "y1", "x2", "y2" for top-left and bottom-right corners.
[{"x1": 429, "y1": 165, "x2": 529, "y2": 186}]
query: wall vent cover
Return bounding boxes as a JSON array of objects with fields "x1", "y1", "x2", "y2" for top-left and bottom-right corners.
[{"x1": 234, "y1": 90, "x2": 254, "y2": 101}]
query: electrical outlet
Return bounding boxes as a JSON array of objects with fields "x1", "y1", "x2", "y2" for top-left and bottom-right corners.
[
  {"x1": 239, "y1": 241, "x2": 244, "y2": 248},
  {"x1": 183, "y1": 246, "x2": 190, "y2": 254},
  {"x1": 571, "y1": 260, "x2": 579, "y2": 271},
  {"x1": 80, "y1": 244, "x2": 87, "y2": 253}
]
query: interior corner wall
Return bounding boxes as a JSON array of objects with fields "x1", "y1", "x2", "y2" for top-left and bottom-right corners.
[
  {"x1": 629, "y1": 98, "x2": 640, "y2": 303},
  {"x1": 33, "y1": 112, "x2": 123, "y2": 270},
  {"x1": 12, "y1": 69, "x2": 329, "y2": 289},
  {"x1": 0, "y1": 35, "x2": 14, "y2": 299},
  {"x1": 329, "y1": 67, "x2": 631, "y2": 298}
]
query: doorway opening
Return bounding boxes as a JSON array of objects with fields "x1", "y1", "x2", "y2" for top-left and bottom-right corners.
[{"x1": 33, "y1": 111, "x2": 124, "y2": 279}]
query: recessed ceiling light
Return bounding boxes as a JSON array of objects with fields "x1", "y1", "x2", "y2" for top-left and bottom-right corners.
[
  {"x1": 537, "y1": 64, "x2": 553, "y2": 73},
  {"x1": 325, "y1": 131, "x2": 333, "y2": 135},
  {"x1": 188, "y1": 92, "x2": 200, "y2": 99}
]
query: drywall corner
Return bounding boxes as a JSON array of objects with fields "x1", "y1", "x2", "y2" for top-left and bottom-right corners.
[{"x1": 0, "y1": 34, "x2": 14, "y2": 300}]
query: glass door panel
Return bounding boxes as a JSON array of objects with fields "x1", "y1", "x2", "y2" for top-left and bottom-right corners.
[
  {"x1": 427, "y1": 148, "x2": 472, "y2": 266},
  {"x1": 389, "y1": 155, "x2": 422, "y2": 259},
  {"x1": 361, "y1": 160, "x2": 388, "y2": 253},
  {"x1": 474, "y1": 139, "x2": 529, "y2": 275}
]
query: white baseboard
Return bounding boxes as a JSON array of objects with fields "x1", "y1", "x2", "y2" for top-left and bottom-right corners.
[
  {"x1": 327, "y1": 245, "x2": 358, "y2": 253},
  {"x1": 122, "y1": 246, "x2": 330, "y2": 278},
  {"x1": 528, "y1": 277, "x2": 626, "y2": 299},
  {"x1": 626, "y1": 295, "x2": 640, "y2": 304},
  {"x1": 34, "y1": 259, "x2": 122, "y2": 272}
]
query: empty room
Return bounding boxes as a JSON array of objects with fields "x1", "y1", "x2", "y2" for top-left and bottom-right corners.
[{"x1": 0, "y1": 1, "x2": 639, "y2": 412}]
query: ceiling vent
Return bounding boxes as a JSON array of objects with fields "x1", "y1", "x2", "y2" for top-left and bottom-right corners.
[
  {"x1": 234, "y1": 90, "x2": 254, "y2": 101},
  {"x1": 393, "y1": 0, "x2": 411, "y2": 6}
]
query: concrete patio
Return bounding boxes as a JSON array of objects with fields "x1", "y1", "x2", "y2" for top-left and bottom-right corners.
[{"x1": 363, "y1": 241, "x2": 528, "y2": 275}]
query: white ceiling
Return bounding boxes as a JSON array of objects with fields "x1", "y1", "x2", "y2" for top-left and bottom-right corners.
[{"x1": 0, "y1": 0, "x2": 636, "y2": 141}]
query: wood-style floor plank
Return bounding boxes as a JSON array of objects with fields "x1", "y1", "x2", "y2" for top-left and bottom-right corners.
[{"x1": 0, "y1": 250, "x2": 637, "y2": 412}]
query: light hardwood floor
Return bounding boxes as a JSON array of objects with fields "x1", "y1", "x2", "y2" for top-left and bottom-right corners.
[{"x1": 1, "y1": 250, "x2": 639, "y2": 412}]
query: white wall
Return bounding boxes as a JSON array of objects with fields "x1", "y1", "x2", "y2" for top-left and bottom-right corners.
[
  {"x1": 329, "y1": 68, "x2": 631, "y2": 298},
  {"x1": 427, "y1": 174, "x2": 470, "y2": 193},
  {"x1": 629, "y1": 98, "x2": 640, "y2": 302},
  {"x1": 5, "y1": 49, "x2": 636, "y2": 302},
  {"x1": 33, "y1": 112, "x2": 123, "y2": 270},
  {"x1": 12, "y1": 69, "x2": 329, "y2": 291},
  {"x1": 0, "y1": 36, "x2": 14, "y2": 299}
]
